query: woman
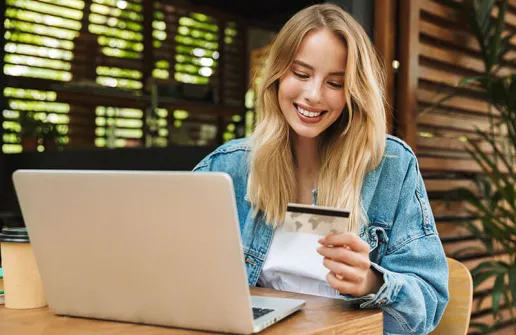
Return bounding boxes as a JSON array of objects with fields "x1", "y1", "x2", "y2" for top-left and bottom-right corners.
[{"x1": 194, "y1": 4, "x2": 449, "y2": 334}]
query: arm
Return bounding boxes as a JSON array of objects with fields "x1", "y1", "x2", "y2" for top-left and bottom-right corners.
[{"x1": 319, "y1": 156, "x2": 449, "y2": 334}]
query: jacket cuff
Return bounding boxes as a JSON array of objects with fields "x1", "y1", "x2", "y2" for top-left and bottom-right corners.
[{"x1": 339, "y1": 262, "x2": 400, "y2": 308}]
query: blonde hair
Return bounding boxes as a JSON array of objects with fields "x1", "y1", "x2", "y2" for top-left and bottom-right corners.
[{"x1": 248, "y1": 3, "x2": 386, "y2": 232}]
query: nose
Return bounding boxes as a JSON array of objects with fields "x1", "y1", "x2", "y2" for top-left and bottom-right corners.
[{"x1": 304, "y1": 79, "x2": 323, "y2": 104}]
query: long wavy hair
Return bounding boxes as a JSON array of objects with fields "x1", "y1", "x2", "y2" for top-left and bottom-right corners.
[{"x1": 248, "y1": 3, "x2": 387, "y2": 232}]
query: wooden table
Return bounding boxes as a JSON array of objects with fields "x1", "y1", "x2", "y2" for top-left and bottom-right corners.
[{"x1": 0, "y1": 287, "x2": 383, "y2": 335}]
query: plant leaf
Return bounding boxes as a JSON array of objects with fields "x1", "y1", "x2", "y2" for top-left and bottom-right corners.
[
  {"x1": 509, "y1": 264, "x2": 516, "y2": 307},
  {"x1": 486, "y1": 0, "x2": 508, "y2": 70},
  {"x1": 475, "y1": 0, "x2": 497, "y2": 39},
  {"x1": 469, "y1": 322, "x2": 492, "y2": 332},
  {"x1": 502, "y1": 285, "x2": 514, "y2": 320},
  {"x1": 499, "y1": 32, "x2": 515, "y2": 62},
  {"x1": 473, "y1": 270, "x2": 498, "y2": 288},
  {"x1": 492, "y1": 273, "x2": 506, "y2": 317}
]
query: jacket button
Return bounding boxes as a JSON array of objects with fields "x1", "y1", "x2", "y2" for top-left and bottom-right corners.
[{"x1": 245, "y1": 257, "x2": 257, "y2": 266}]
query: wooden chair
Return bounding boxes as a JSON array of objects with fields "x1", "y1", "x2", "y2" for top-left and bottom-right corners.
[{"x1": 430, "y1": 257, "x2": 473, "y2": 335}]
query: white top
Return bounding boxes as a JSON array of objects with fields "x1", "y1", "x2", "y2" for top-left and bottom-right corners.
[{"x1": 257, "y1": 230, "x2": 341, "y2": 299}]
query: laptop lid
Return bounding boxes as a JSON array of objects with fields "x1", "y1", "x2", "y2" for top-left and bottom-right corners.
[{"x1": 13, "y1": 170, "x2": 256, "y2": 334}]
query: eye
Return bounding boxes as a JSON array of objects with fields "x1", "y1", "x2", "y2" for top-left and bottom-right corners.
[
  {"x1": 292, "y1": 71, "x2": 309, "y2": 79},
  {"x1": 328, "y1": 82, "x2": 343, "y2": 89}
]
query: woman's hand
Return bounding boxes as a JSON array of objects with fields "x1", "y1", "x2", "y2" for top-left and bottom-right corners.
[{"x1": 317, "y1": 232, "x2": 383, "y2": 296}]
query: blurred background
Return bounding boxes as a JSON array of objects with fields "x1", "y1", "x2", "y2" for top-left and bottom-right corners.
[{"x1": 0, "y1": 1, "x2": 515, "y2": 334}]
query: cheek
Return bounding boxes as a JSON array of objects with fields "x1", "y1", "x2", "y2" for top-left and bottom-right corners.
[
  {"x1": 279, "y1": 77, "x2": 302, "y2": 102},
  {"x1": 328, "y1": 92, "x2": 347, "y2": 112}
]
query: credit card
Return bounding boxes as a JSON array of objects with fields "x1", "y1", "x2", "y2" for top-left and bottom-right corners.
[{"x1": 281, "y1": 203, "x2": 351, "y2": 235}]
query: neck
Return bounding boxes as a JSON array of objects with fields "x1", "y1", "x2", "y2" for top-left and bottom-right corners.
[{"x1": 292, "y1": 134, "x2": 320, "y2": 177}]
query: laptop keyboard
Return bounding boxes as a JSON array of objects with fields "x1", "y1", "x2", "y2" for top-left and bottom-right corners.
[{"x1": 252, "y1": 307, "x2": 274, "y2": 319}]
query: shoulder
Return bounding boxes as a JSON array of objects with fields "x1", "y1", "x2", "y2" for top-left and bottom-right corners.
[
  {"x1": 380, "y1": 135, "x2": 419, "y2": 173},
  {"x1": 364, "y1": 135, "x2": 420, "y2": 190},
  {"x1": 211, "y1": 138, "x2": 250, "y2": 154},
  {"x1": 193, "y1": 138, "x2": 251, "y2": 171},
  {"x1": 384, "y1": 134, "x2": 417, "y2": 160}
]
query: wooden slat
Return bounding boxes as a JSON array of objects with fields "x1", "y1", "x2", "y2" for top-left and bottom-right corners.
[
  {"x1": 417, "y1": 132, "x2": 507, "y2": 156},
  {"x1": 442, "y1": 238, "x2": 487, "y2": 257},
  {"x1": 418, "y1": 63, "x2": 479, "y2": 90},
  {"x1": 408, "y1": 2, "x2": 516, "y2": 332},
  {"x1": 469, "y1": 308, "x2": 514, "y2": 334},
  {"x1": 425, "y1": 179, "x2": 477, "y2": 192},
  {"x1": 436, "y1": 221, "x2": 477, "y2": 239},
  {"x1": 420, "y1": 156, "x2": 511, "y2": 173},
  {"x1": 418, "y1": 149, "x2": 472, "y2": 159},
  {"x1": 374, "y1": 0, "x2": 396, "y2": 134},
  {"x1": 397, "y1": 0, "x2": 420, "y2": 148},
  {"x1": 417, "y1": 125, "x2": 487, "y2": 141},
  {"x1": 419, "y1": 40, "x2": 515, "y2": 76},
  {"x1": 418, "y1": 135, "x2": 506, "y2": 157},
  {"x1": 419, "y1": 19, "x2": 480, "y2": 53},
  {"x1": 421, "y1": 1, "x2": 463, "y2": 24},
  {"x1": 423, "y1": 1, "x2": 516, "y2": 46},
  {"x1": 420, "y1": 156, "x2": 483, "y2": 173},
  {"x1": 417, "y1": 88, "x2": 496, "y2": 116},
  {"x1": 418, "y1": 112, "x2": 494, "y2": 134},
  {"x1": 418, "y1": 136, "x2": 471, "y2": 153},
  {"x1": 420, "y1": 19, "x2": 516, "y2": 61},
  {"x1": 430, "y1": 199, "x2": 473, "y2": 218},
  {"x1": 419, "y1": 42, "x2": 485, "y2": 74}
]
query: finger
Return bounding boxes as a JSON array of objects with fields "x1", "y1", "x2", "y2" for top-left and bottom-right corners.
[
  {"x1": 322, "y1": 258, "x2": 366, "y2": 284},
  {"x1": 326, "y1": 272, "x2": 361, "y2": 296},
  {"x1": 317, "y1": 246, "x2": 370, "y2": 270},
  {"x1": 320, "y1": 232, "x2": 369, "y2": 253}
]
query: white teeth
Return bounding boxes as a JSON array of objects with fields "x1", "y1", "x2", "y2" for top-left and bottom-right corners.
[{"x1": 296, "y1": 106, "x2": 323, "y2": 118}]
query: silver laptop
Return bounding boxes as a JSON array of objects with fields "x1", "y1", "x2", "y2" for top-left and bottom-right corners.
[{"x1": 13, "y1": 169, "x2": 305, "y2": 334}]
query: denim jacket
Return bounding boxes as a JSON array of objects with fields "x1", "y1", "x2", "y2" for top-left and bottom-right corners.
[{"x1": 193, "y1": 135, "x2": 449, "y2": 335}]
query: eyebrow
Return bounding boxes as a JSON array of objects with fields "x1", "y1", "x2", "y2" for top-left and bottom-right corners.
[{"x1": 292, "y1": 60, "x2": 345, "y2": 76}]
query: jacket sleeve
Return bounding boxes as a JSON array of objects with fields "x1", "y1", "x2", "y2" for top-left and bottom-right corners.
[{"x1": 341, "y1": 156, "x2": 450, "y2": 335}]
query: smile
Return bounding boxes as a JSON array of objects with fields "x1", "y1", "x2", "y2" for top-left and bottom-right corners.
[{"x1": 294, "y1": 104, "x2": 327, "y2": 118}]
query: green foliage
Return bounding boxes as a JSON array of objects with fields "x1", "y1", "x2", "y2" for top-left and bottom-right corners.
[
  {"x1": 436, "y1": 0, "x2": 516, "y2": 328},
  {"x1": 19, "y1": 112, "x2": 65, "y2": 149}
]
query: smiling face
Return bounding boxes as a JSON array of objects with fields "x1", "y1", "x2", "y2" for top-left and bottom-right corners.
[{"x1": 278, "y1": 29, "x2": 348, "y2": 140}]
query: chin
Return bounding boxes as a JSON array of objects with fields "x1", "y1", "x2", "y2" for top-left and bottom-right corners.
[{"x1": 291, "y1": 126, "x2": 324, "y2": 139}]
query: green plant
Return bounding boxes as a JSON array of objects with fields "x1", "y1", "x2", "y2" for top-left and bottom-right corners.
[
  {"x1": 19, "y1": 112, "x2": 64, "y2": 150},
  {"x1": 40, "y1": 122, "x2": 63, "y2": 148},
  {"x1": 19, "y1": 112, "x2": 42, "y2": 138},
  {"x1": 429, "y1": 0, "x2": 516, "y2": 331}
]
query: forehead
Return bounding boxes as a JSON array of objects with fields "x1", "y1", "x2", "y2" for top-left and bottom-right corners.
[{"x1": 294, "y1": 29, "x2": 347, "y2": 72}]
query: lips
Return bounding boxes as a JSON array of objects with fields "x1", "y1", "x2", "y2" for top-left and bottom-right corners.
[{"x1": 294, "y1": 103, "x2": 327, "y2": 123}]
